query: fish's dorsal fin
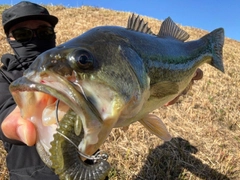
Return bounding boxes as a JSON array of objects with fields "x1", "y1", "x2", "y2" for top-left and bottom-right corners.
[
  {"x1": 158, "y1": 17, "x2": 190, "y2": 41},
  {"x1": 127, "y1": 13, "x2": 154, "y2": 35}
]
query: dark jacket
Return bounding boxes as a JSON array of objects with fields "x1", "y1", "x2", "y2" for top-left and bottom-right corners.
[{"x1": 0, "y1": 54, "x2": 59, "y2": 180}]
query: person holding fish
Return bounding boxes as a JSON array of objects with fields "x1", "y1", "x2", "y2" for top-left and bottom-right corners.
[
  {"x1": 0, "y1": 1, "x2": 60, "y2": 179},
  {"x1": 0, "y1": 1, "x2": 206, "y2": 180}
]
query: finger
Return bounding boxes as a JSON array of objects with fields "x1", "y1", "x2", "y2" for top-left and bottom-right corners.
[{"x1": 1, "y1": 107, "x2": 36, "y2": 146}]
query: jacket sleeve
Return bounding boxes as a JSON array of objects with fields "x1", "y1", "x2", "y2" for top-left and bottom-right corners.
[{"x1": 0, "y1": 71, "x2": 25, "y2": 145}]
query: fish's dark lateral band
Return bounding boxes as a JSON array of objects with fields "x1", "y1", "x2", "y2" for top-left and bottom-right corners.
[{"x1": 49, "y1": 109, "x2": 110, "y2": 180}]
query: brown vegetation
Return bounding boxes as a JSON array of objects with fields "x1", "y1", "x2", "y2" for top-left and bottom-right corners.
[{"x1": 0, "y1": 5, "x2": 239, "y2": 180}]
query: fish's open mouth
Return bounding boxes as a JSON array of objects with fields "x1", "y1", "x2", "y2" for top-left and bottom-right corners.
[
  {"x1": 9, "y1": 72, "x2": 111, "y2": 179},
  {"x1": 10, "y1": 72, "x2": 103, "y2": 153}
]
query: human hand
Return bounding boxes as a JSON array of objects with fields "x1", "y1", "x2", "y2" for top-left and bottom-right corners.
[
  {"x1": 1, "y1": 106, "x2": 37, "y2": 146},
  {"x1": 165, "y1": 68, "x2": 203, "y2": 106}
]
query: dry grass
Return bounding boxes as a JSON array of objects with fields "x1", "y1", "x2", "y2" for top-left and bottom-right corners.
[{"x1": 0, "y1": 5, "x2": 240, "y2": 180}]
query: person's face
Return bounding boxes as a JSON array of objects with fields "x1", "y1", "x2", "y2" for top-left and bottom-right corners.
[{"x1": 8, "y1": 20, "x2": 53, "y2": 41}]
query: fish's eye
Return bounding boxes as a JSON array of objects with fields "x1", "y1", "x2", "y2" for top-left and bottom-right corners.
[{"x1": 70, "y1": 49, "x2": 94, "y2": 69}]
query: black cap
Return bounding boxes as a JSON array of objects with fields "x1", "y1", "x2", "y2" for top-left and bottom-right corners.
[{"x1": 2, "y1": 1, "x2": 58, "y2": 34}]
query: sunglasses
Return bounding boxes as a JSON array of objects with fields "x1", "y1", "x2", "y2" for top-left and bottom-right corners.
[{"x1": 9, "y1": 26, "x2": 55, "y2": 43}]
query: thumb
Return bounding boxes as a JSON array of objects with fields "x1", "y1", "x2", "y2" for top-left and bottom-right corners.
[
  {"x1": 16, "y1": 120, "x2": 37, "y2": 146},
  {"x1": 1, "y1": 107, "x2": 37, "y2": 146}
]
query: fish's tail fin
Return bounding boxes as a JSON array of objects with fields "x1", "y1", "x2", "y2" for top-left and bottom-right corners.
[{"x1": 202, "y1": 28, "x2": 225, "y2": 73}]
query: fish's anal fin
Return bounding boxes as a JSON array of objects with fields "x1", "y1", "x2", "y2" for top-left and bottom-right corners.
[
  {"x1": 127, "y1": 13, "x2": 154, "y2": 35},
  {"x1": 139, "y1": 114, "x2": 172, "y2": 141},
  {"x1": 158, "y1": 17, "x2": 190, "y2": 42}
]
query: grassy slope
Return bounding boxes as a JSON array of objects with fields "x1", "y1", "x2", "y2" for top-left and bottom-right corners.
[{"x1": 0, "y1": 5, "x2": 239, "y2": 180}]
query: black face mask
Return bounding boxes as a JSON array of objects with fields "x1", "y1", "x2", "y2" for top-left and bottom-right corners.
[{"x1": 7, "y1": 36, "x2": 56, "y2": 63}]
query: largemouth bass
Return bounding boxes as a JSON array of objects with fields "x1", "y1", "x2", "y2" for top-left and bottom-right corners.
[{"x1": 9, "y1": 14, "x2": 224, "y2": 179}]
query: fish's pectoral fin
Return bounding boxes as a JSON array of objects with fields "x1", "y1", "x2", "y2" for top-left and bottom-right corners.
[
  {"x1": 150, "y1": 81, "x2": 179, "y2": 98},
  {"x1": 127, "y1": 13, "x2": 154, "y2": 35},
  {"x1": 158, "y1": 17, "x2": 190, "y2": 41},
  {"x1": 139, "y1": 114, "x2": 172, "y2": 141}
]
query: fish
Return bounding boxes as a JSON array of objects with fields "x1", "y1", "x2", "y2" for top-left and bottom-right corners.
[{"x1": 9, "y1": 13, "x2": 224, "y2": 180}]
